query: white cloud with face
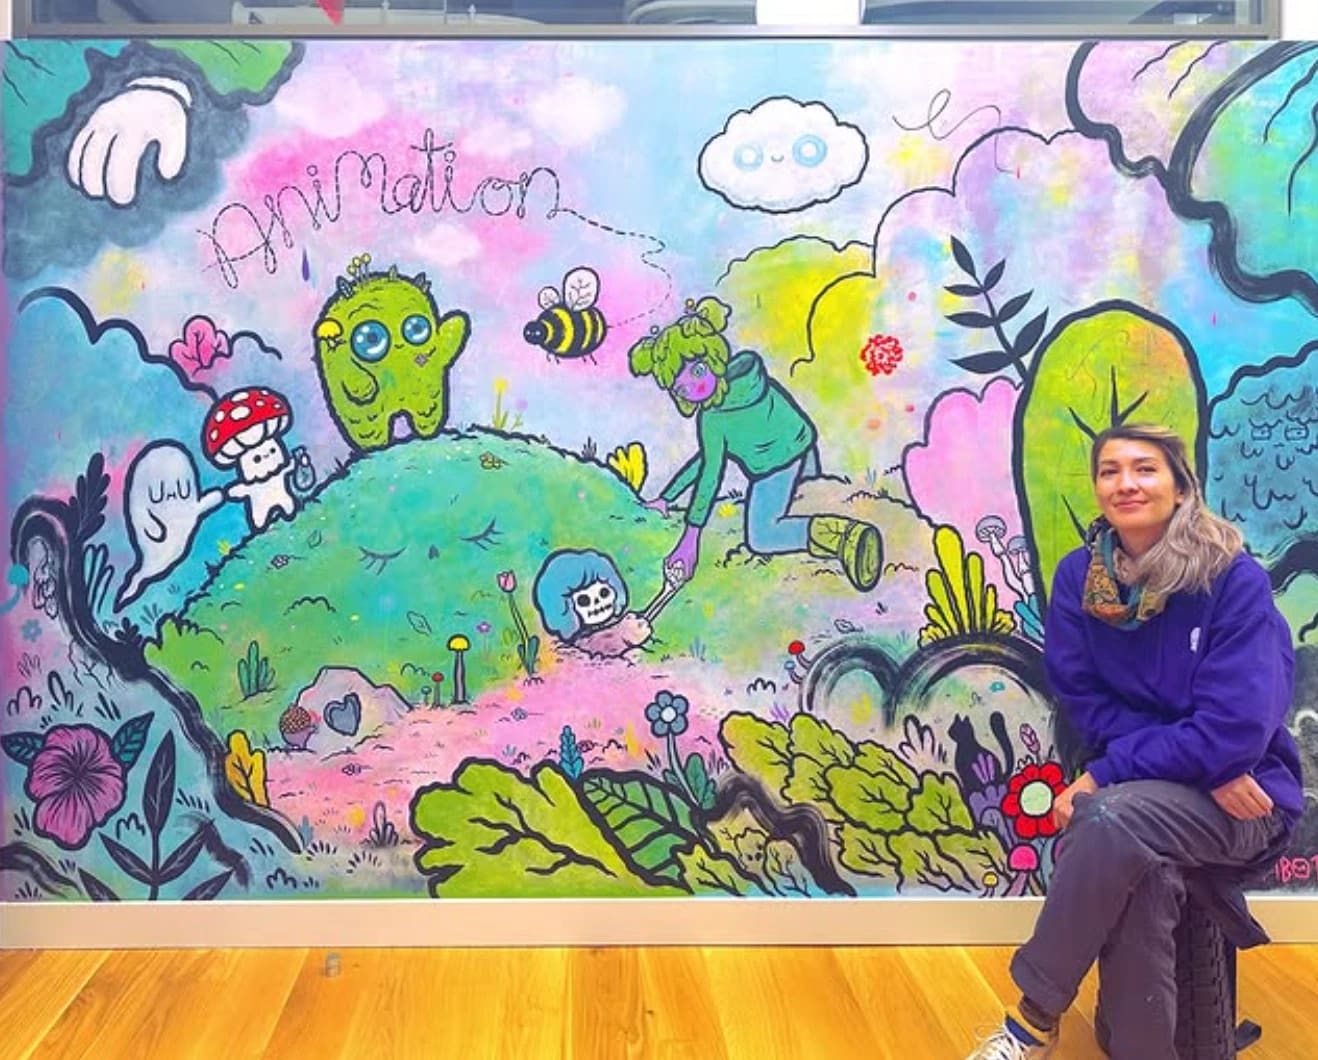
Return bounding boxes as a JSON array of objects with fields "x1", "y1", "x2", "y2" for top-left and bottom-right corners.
[{"x1": 699, "y1": 97, "x2": 869, "y2": 213}]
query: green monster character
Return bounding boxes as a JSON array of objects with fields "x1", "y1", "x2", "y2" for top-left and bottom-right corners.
[
  {"x1": 313, "y1": 253, "x2": 471, "y2": 452},
  {"x1": 629, "y1": 296, "x2": 883, "y2": 592}
]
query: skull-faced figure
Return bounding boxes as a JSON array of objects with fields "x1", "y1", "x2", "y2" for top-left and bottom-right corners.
[
  {"x1": 533, "y1": 547, "x2": 651, "y2": 659},
  {"x1": 572, "y1": 579, "x2": 620, "y2": 632}
]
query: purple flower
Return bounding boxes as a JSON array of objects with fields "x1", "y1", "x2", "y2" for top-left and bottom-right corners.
[{"x1": 24, "y1": 726, "x2": 126, "y2": 850}]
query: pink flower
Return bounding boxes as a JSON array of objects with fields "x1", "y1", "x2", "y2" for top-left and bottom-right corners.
[
  {"x1": 168, "y1": 315, "x2": 231, "y2": 375},
  {"x1": 497, "y1": 570, "x2": 517, "y2": 593},
  {"x1": 24, "y1": 726, "x2": 126, "y2": 850}
]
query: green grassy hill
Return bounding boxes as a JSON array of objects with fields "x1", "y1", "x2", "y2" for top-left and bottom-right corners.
[{"x1": 146, "y1": 427, "x2": 920, "y2": 747}]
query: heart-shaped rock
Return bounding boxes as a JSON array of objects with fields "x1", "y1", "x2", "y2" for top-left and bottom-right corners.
[{"x1": 325, "y1": 692, "x2": 361, "y2": 736}]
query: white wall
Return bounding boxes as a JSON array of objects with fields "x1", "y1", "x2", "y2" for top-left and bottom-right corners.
[{"x1": 1283, "y1": 0, "x2": 1318, "y2": 38}]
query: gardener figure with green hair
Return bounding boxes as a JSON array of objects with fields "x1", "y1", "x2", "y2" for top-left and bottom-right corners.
[{"x1": 629, "y1": 296, "x2": 882, "y2": 592}]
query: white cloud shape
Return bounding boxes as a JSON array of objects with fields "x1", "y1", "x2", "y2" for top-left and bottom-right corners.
[
  {"x1": 699, "y1": 97, "x2": 869, "y2": 213},
  {"x1": 527, "y1": 76, "x2": 625, "y2": 147},
  {"x1": 272, "y1": 68, "x2": 386, "y2": 137},
  {"x1": 461, "y1": 118, "x2": 534, "y2": 160}
]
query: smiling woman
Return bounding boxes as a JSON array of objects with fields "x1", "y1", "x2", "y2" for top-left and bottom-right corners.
[{"x1": 965, "y1": 422, "x2": 1303, "y2": 1059}]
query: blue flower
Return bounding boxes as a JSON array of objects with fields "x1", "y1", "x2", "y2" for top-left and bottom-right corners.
[
  {"x1": 645, "y1": 690, "x2": 689, "y2": 737},
  {"x1": 21, "y1": 619, "x2": 41, "y2": 642}
]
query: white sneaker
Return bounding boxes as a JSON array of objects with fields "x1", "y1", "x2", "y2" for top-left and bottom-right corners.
[{"x1": 964, "y1": 1015, "x2": 1057, "y2": 1059}]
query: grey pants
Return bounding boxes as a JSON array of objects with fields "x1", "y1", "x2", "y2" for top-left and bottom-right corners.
[{"x1": 1010, "y1": 780, "x2": 1285, "y2": 1059}]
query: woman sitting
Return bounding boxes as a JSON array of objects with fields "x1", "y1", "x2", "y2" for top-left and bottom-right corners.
[{"x1": 966, "y1": 423, "x2": 1303, "y2": 1060}]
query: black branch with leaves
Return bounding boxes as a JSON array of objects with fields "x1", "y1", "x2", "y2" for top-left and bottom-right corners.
[
  {"x1": 9, "y1": 451, "x2": 302, "y2": 854},
  {"x1": 944, "y1": 236, "x2": 1049, "y2": 380},
  {"x1": 82, "y1": 732, "x2": 250, "y2": 902}
]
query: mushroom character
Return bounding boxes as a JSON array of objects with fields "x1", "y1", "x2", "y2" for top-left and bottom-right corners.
[
  {"x1": 202, "y1": 386, "x2": 298, "y2": 531},
  {"x1": 447, "y1": 634, "x2": 471, "y2": 705}
]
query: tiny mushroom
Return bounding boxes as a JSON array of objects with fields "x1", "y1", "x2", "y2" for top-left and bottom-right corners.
[
  {"x1": 430, "y1": 671, "x2": 444, "y2": 707},
  {"x1": 447, "y1": 634, "x2": 471, "y2": 705},
  {"x1": 787, "y1": 638, "x2": 813, "y2": 668},
  {"x1": 202, "y1": 387, "x2": 293, "y2": 472},
  {"x1": 202, "y1": 387, "x2": 298, "y2": 530}
]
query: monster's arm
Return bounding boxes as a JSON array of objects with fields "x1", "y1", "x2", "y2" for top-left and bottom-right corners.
[
  {"x1": 432, "y1": 311, "x2": 472, "y2": 369},
  {"x1": 337, "y1": 361, "x2": 380, "y2": 405}
]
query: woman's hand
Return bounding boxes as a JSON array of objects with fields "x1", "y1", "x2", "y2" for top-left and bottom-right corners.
[
  {"x1": 1053, "y1": 771, "x2": 1098, "y2": 830},
  {"x1": 642, "y1": 497, "x2": 670, "y2": 517},
  {"x1": 1211, "y1": 775, "x2": 1274, "y2": 820}
]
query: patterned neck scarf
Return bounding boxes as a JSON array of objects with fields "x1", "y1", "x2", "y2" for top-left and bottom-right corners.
[{"x1": 1081, "y1": 518, "x2": 1168, "y2": 628}]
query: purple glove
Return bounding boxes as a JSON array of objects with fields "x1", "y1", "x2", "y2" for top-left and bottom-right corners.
[{"x1": 665, "y1": 525, "x2": 701, "y2": 582}]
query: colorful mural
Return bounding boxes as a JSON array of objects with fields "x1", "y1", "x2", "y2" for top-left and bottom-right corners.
[{"x1": 2, "y1": 37, "x2": 1315, "y2": 905}]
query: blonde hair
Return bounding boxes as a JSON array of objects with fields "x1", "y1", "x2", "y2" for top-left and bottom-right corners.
[{"x1": 1090, "y1": 424, "x2": 1243, "y2": 596}]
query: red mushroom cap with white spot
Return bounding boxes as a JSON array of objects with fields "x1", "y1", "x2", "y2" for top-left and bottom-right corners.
[{"x1": 202, "y1": 387, "x2": 292, "y2": 467}]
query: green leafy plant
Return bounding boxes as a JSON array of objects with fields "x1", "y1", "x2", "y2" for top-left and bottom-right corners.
[
  {"x1": 411, "y1": 760, "x2": 686, "y2": 897},
  {"x1": 944, "y1": 236, "x2": 1049, "y2": 380},
  {"x1": 919, "y1": 525, "x2": 1015, "y2": 646},
  {"x1": 559, "y1": 725, "x2": 584, "y2": 780},
  {"x1": 236, "y1": 640, "x2": 275, "y2": 699},
  {"x1": 497, "y1": 571, "x2": 539, "y2": 679},
  {"x1": 719, "y1": 711, "x2": 1006, "y2": 893}
]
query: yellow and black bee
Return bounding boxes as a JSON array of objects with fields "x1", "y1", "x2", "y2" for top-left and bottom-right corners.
[{"x1": 523, "y1": 266, "x2": 608, "y2": 361}]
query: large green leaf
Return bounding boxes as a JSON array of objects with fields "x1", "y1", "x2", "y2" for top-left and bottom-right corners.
[
  {"x1": 1018, "y1": 303, "x2": 1203, "y2": 603},
  {"x1": 580, "y1": 770, "x2": 701, "y2": 885},
  {"x1": 906, "y1": 774, "x2": 976, "y2": 833},
  {"x1": 826, "y1": 762, "x2": 912, "y2": 832},
  {"x1": 719, "y1": 712, "x2": 792, "y2": 797},
  {"x1": 888, "y1": 829, "x2": 1007, "y2": 894},
  {"x1": 676, "y1": 844, "x2": 766, "y2": 896},
  {"x1": 837, "y1": 823, "x2": 896, "y2": 879},
  {"x1": 783, "y1": 714, "x2": 857, "y2": 809},
  {"x1": 410, "y1": 760, "x2": 681, "y2": 898}
]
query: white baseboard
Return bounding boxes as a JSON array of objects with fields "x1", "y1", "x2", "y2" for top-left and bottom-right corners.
[{"x1": 3, "y1": 896, "x2": 1315, "y2": 949}]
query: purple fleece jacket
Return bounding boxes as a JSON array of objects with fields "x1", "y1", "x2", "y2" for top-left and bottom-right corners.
[{"x1": 1044, "y1": 548, "x2": 1303, "y2": 825}]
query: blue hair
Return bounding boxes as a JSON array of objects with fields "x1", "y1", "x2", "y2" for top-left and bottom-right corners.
[{"x1": 532, "y1": 548, "x2": 629, "y2": 640}]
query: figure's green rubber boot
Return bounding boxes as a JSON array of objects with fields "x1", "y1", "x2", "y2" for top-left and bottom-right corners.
[{"x1": 807, "y1": 515, "x2": 883, "y2": 592}]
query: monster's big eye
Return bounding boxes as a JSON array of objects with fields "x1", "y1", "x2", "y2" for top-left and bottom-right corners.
[
  {"x1": 402, "y1": 314, "x2": 433, "y2": 346},
  {"x1": 350, "y1": 320, "x2": 390, "y2": 361},
  {"x1": 733, "y1": 143, "x2": 764, "y2": 171},
  {"x1": 792, "y1": 134, "x2": 827, "y2": 167}
]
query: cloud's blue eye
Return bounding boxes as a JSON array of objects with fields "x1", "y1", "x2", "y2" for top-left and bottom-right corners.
[
  {"x1": 792, "y1": 134, "x2": 827, "y2": 167},
  {"x1": 351, "y1": 320, "x2": 390, "y2": 362},
  {"x1": 733, "y1": 144, "x2": 764, "y2": 171},
  {"x1": 1250, "y1": 423, "x2": 1273, "y2": 441},
  {"x1": 1284, "y1": 423, "x2": 1309, "y2": 441},
  {"x1": 402, "y1": 314, "x2": 433, "y2": 346}
]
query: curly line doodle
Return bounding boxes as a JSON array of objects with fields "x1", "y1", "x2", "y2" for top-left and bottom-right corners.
[{"x1": 892, "y1": 89, "x2": 1011, "y2": 174}]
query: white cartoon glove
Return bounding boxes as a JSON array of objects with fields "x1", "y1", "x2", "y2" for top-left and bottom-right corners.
[{"x1": 66, "y1": 76, "x2": 193, "y2": 206}]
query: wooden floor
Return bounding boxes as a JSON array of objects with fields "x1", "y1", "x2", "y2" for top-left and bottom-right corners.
[{"x1": 1, "y1": 945, "x2": 1316, "y2": 1058}]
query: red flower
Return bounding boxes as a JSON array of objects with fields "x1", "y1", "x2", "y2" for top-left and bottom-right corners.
[
  {"x1": 1000, "y1": 761, "x2": 1067, "y2": 840},
  {"x1": 497, "y1": 570, "x2": 517, "y2": 593},
  {"x1": 859, "y1": 334, "x2": 904, "y2": 377}
]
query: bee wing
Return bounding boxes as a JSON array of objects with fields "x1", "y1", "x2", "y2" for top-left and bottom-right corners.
[
  {"x1": 562, "y1": 267, "x2": 600, "y2": 310},
  {"x1": 538, "y1": 286, "x2": 562, "y2": 310}
]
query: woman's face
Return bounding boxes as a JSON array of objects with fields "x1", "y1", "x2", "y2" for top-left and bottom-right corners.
[
  {"x1": 671, "y1": 358, "x2": 718, "y2": 405},
  {"x1": 1094, "y1": 438, "x2": 1185, "y2": 555}
]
